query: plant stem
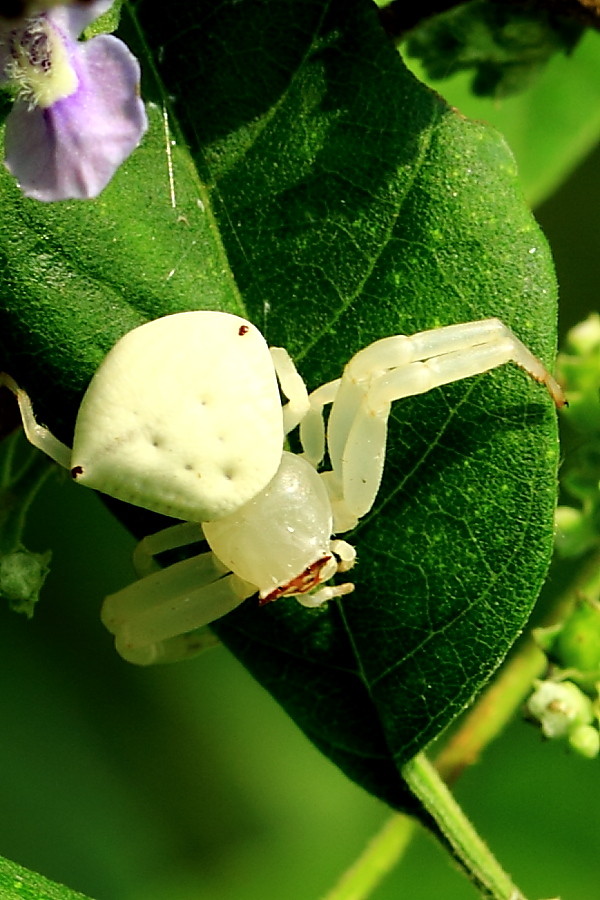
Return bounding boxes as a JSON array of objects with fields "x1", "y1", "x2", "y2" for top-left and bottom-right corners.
[
  {"x1": 0, "y1": 431, "x2": 54, "y2": 553},
  {"x1": 402, "y1": 753, "x2": 527, "y2": 900},
  {"x1": 323, "y1": 549, "x2": 600, "y2": 900},
  {"x1": 320, "y1": 813, "x2": 417, "y2": 900}
]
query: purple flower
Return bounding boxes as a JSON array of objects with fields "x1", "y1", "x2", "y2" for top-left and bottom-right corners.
[{"x1": 0, "y1": 0, "x2": 147, "y2": 200}]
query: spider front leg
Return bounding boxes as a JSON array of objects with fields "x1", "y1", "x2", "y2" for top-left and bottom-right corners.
[
  {"x1": 0, "y1": 373, "x2": 71, "y2": 468},
  {"x1": 101, "y1": 535, "x2": 254, "y2": 665},
  {"x1": 324, "y1": 318, "x2": 565, "y2": 531}
]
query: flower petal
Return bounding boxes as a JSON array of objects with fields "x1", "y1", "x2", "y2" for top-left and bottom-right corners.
[
  {"x1": 4, "y1": 31, "x2": 147, "y2": 200},
  {"x1": 46, "y1": 0, "x2": 112, "y2": 40}
]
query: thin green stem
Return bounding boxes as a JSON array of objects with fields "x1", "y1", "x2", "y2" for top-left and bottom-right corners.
[
  {"x1": 320, "y1": 812, "x2": 417, "y2": 900},
  {"x1": 0, "y1": 433, "x2": 54, "y2": 554},
  {"x1": 0, "y1": 429, "x2": 19, "y2": 488},
  {"x1": 402, "y1": 753, "x2": 527, "y2": 900}
]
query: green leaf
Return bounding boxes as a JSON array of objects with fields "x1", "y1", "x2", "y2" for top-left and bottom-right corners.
[
  {"x1": 0, "y1": 853, "x2": 93, "y2": 900},
  {"x1": 83, "y1": 0, "x2": 124, "y2": 39},
  {"x1": 0, "y1": 0, "x2": 559, "y2": 816}
]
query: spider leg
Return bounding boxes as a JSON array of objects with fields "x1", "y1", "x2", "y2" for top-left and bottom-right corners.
[
  {"x1": 133, "y1": 521, "x2": 205, "y2": 576},
  {"x1": 346, "y1": 318, "x2": 564, "y2": 407},
  {"x1": 102, "y1": 550, "x2": 254, "y2": 665},
  {"x1": 326, "y1": 318, "x2": 564, "y2": 526},
  {"x1": 270, "y1": 347, "x2": 310, "y2": 434},
  {"x1": 0, "y1": 373, "x2": 71, "y2": 468},
  {"x1": 299, "y1": 378, "x2": 340, "y2": 467},
  {"x1": 365, "y1": 320, "x2": 565, "y2": 411},
  {"x1": 116, "y1": 628, "x2": 222, "y2": 665}
]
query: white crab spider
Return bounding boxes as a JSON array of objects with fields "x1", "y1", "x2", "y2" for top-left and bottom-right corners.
[{"x1": 1, "y1": 311, "x2": 564, "y2": 665}]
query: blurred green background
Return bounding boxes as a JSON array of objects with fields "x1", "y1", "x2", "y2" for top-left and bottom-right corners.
[{"x1": 1, "y1": 30, "x2": 600, "y2": 900}]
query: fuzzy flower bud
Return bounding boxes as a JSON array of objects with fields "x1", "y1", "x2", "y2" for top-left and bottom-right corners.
[{"x1": 526, "y1": 679, "x2": 593, "y2": 740}]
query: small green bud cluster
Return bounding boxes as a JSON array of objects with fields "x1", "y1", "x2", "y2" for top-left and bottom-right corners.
[
  {"x1": 0, "y1": 430, "x2": 53, "y2": 616},
  {"x1": 527, "y1": 599, "x2": 600, "y2": 759},
  {"x1": 0, "y1": 548, "x2": 51, "y2": 618},
  {"x1": 555, "y1": 315, "x2": 600, "y2": 558}
]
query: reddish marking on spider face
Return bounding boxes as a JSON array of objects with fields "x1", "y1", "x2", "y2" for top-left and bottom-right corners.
[
  {"x1": 71, "y1": 465, "x2": 84, "y2": 479},
  {"x1": 238, "y1": 325, "x2": 249, "y2": 336},
  {"x1": 259, "y1": 555, "x2": 333, "y2": 605}
]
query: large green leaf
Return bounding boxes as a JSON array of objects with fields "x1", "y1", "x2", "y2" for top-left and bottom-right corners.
[{"x1": 0, "y1": 0, "x2": 559, "y2": 814}]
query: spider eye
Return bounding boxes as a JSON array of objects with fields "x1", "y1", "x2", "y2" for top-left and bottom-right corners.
[{"x1": 71, "y1": 465, "x2": 84, "y2": 479}]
